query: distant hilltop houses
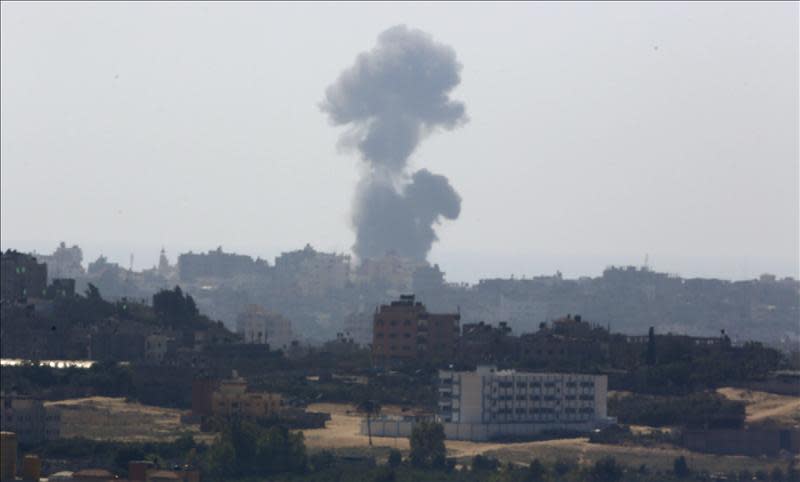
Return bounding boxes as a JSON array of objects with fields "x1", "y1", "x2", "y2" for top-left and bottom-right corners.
[
  {"x1": 1, "y1": 250, "x2": 75, "y2": 302},
  {"x1": 2, "y1": 243, "x2": 798, "y2": 349},
  {"x1": 1, "y1": 246, "x2": 798, "y2": 461}
]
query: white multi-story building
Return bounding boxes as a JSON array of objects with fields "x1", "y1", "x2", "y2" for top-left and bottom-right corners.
[
  {"x1": 362, "y1": 365, "x2": 613, "y2": 441},
  {"x1": 438, "y1": 365, "x2": 607, "y2": 424},
  {"x1": 236, "y1": 305, "x2": 295, "y2": 351},
  {"x1": 343, "y1": 308, "x2": 372, "y2": 346},
  {"x1": 274, "y1": 244, "x2": 351, "y2": 296}
]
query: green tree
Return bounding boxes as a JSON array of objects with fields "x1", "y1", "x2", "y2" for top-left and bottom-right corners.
[
  {"x1": 673, "y1": 456, "x2": 690, "y2": 478},
  {"x1": 205, "y1": 439, "x2": 236, "y2": 478},
  {"x1": 387, "y1": 449, "x2": 402, "y2": 468},
  {"x1": 256, "y1": 425, "x2": 307, "y2": 475},
  {"x1": 203, "y1": 418, "x2": 306, "y2": 477},
  {"x1": 153, "y1": 286, "x2": 198, "y2": 323},
  {"x1": 172, "y1": 434, "x2": 196, "y2": 454},
  {"x1": 86, "y1": 283, "x2": 102, "y2": 302},
  {"x1": 554, "y1": 459, "x2": 574, "y2": 477},
  {"x1": 310, "y1": 450, "x2": 336, "y2": 471},
  {"x1": 527, "y1": 459, "x2": 546, "y2": 482},
  {"x1": 373, "y1": 466, "x2": 395, "y2": 482},
  {"x1": 228, "y1": 418, "x2": 259, "y2": 472},
  {"x1": 590, "y1": 456, "x2": 623, "y2": 482},
  {"x1": 357, "y1": 399, "x2": 381, "y2": 446},
  {"x1": 787, "y1": 460, "x2": 799, "y2": 482},
  {"x1": 646, "y1": 326, "x2": 657, "y2": 366},
  {"x1": 113, "y1": 446, "x2": 146, "y2": 473},
  {"x1": 409, "y1": 421, "x2": 446, "y2": 469},
  {"x1": 471, "y1": 454, "x2": 499, "y2": 472}
]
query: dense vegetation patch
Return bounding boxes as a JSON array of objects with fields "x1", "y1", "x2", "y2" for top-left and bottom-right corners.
[{"x1": 608, "y1": 392, "x2": 746, "y2": 428}]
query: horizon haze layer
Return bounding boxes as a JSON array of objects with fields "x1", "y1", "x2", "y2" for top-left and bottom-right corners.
[{"x1": 0, "y1": 238, "x2": 796, "y2": 285}]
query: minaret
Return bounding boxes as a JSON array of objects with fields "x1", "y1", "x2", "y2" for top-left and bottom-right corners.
[{"x1": 158, "y1": 247, "x2": 170, "y2": 276}]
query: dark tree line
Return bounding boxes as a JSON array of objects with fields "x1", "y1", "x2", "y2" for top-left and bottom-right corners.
[{"x1": 608, "y1": 392, "x2": 746, "y2": 428}]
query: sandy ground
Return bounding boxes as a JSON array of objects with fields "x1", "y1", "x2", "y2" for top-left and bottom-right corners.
[
  {"x1": 42, "y1": 393, "x2": 796, "y2": 473},
  {"x1": 45, "y1": 397, "x2": 212, "y2": 443},
  {"x1": 301, "y1": 403, "x2": 516, "y2": 457},
  {"x1": 301, "y1": 403, "x2": 791, "y2": 473},
  {"x1": 717, "y1": 387, "x2": 800, "y2": 425},
  {"x1": 302, "y1": 403, "x2": 410, "y2": 452}
]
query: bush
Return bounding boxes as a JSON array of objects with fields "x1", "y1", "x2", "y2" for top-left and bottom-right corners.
[
  {"x1": 387, "y1": 449, "x2": 402, "y2": 468},
  {"x1": 528, "y1": 459, "x2": 546, "y2": 481},
  {"x1": 609, "y1": 392, "x2": 745, "y2": 428},
  {"x1": 673, "y1": 456, "x2": 690, "y2": 478},
  {"x1": 27, "y1": 437, "x2": 201, "y2": 476},
  {"x1": 372, "y1": 466, "x2": 395, "y2": 482},
  {"x1": 203, "y1": 418, "x2": 306, "y2": 478},
  {"x1": 554, "y1": 459, "x2": 575, "y2": 476},
  {"x1": 590, "y1": 456, "x2": 623, "y2": 482},
  {"x1": 310, "y1": 450, "x2": 336, "y2": 471},
  {"x1": 471, "y1": 454, "x2": 500, "y2": 472},
  {"x1": 409, "y1": 421, "x2": 446, "y2": 469}
]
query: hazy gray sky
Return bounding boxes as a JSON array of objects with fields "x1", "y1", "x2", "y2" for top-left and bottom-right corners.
[{"x1": 2, "y1": 2, "x2": 798, "y2": 282}]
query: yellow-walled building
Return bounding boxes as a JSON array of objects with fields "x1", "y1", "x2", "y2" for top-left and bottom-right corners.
[{"x1": 211, "y1": 373, "x2": 283, "y2": 419}]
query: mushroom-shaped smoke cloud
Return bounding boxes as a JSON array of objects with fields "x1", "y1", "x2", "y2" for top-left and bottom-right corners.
[{"x1": 321, "y1": 25, "x2": 467, "y2": 261}]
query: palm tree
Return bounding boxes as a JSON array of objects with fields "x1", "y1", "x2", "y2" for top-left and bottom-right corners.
[{"x1": 357, "y1": 399, "x2": 381, "y2": 446}]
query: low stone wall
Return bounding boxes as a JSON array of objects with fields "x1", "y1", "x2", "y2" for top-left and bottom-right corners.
[
  {"x1": 362, "y1": 419, "x2": 415, "y2": 438},
  {"x1": 360, "y1": 418, "x2": 611, "y2": 442}
]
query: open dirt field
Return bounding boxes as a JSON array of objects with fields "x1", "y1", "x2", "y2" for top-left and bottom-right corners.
[
  {"x1": 717, "y1": 387, "x2": 800, "y2": 426},
  {"x1": 45, "y1": 397, "x2": 212, "y2": 443},
  {"x1": 302, "y1": 403, "x2": 790, "y2": 473},
  {"x1": 302, "y1": 403, "x2": 410, "y2": 451},
  {"x1": 43, "y1": 396, "x2": 795, "y2": 473}
]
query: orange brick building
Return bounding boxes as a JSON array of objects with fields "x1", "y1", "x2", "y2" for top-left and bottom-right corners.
[{"x1": 372, "y1": 295, "x2": 460, "y2": 364}]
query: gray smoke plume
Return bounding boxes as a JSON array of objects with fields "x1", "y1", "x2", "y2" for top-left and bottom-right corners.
[{"x1": 322, "y1": 25, "x2": 467, "y2": 261}]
